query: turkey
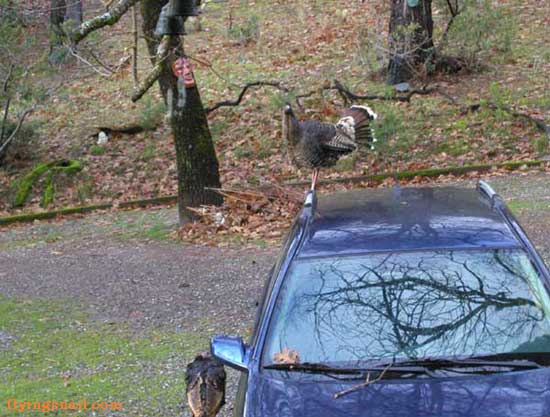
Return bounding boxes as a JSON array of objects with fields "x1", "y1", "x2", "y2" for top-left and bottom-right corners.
[
  {"x1": 185, "y1": 352, "x2": 226, "y2": 417},
  {"x1": 282, "y1": 103, "x2": 377, "y2": 190}
]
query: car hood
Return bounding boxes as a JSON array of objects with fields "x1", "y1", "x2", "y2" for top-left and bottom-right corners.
[{"x1": 246, "y1": 369, "x2": 550, "y2": 417}]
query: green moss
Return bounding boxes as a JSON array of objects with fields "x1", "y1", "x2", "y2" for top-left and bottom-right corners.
[
  {"x1": 41, "y1": 172, "x2": 55, "y2": 207},
  {"x1": 12, "y1": 160, "x2": 82, "y2": 208},
  {"x1": 13, "y1": 162, "x2": 53, "y2": 207},
  {"x1": 0, "y1": 196, "x2": 178, "y2": 226}
]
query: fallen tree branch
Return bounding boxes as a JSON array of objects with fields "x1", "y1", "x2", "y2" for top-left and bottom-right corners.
[
  {"x1": 0, "y1": 195, "x2": 178, "y2": 226},
  {"x1": 286, "y1": 160, "x2": 546, "y2": 187},
  {"x1": 331, "y1": 79, "x2": 435, "y2": 103},
  {"x1": 131, "y1": 36, "x2": 171, "y2": 103},
  {"x1": 205, "y1": 78, "x2": 432, "y2": 114},
  {"x1": 70, "y1": 0, "x2": 141, "y2": 44},
  {"x1": 89, "y1": 122, "x2": 161, "y2": 138},
  {"x1": 206, "y1": 81, "x2": 290, "y2": 113},
  {"x1": 468, "y1": 102, "x2": 550, "y2": 136},
  {"x1": 435, "y1": 90, "x2": 550, "y2": 136},
  {"x1": 3, "y1": 159, "x2": 547, "y2": 226}
]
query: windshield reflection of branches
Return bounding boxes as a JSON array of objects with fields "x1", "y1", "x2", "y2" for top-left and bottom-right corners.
[{"x1": 298, "y1": 250, "x2": 544, "y2": 363}]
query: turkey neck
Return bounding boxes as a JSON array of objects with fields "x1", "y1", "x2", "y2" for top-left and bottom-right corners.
[{"x1": 282, "y1": 109, "x2": 302, "y2": 147}]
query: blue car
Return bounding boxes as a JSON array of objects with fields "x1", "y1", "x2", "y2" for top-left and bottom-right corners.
[{"x1": 212, "y1": 181, "x2": 550, "y2": 417}]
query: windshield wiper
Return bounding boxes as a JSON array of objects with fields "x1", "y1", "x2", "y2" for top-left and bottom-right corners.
[
  {"x1": 264, "y1": 362, "x2": 428, "y2": 376},
  {"x1": 263, "y1": 362, "x2": 364, "y2": 375},
  {"x1": 371, "y1": 357, "x2": 543, "y2": 373}
]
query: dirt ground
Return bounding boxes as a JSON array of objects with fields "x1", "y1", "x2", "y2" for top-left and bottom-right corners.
[{"x1": 1, "y1": 172, "x2": 550, "y2": 416}]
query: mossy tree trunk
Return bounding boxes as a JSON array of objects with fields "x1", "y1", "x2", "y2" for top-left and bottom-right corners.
[
  {"x1": 140, "y1": 0, "x2": 176, "y2": 102},
  {"x1": 140, "y1": 0, "x2": 222, "y2": 224},
  {"x1": 387, "y1": 0, "x2": 434, "y2": 84}
]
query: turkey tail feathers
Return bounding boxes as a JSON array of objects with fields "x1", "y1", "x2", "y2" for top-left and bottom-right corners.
[
  {"x1": 342, "y1": 105, "x2": 378, "y2": 149},
  {"x1": 350, "y1": 104, "x2": 378, "y2": 120}
]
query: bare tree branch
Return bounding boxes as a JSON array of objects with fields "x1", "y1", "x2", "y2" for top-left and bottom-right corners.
[
  {"x1": 0, "y1": 107, "x2": 35, "y2": 157},
  {"x1": 1, "y1": 64, "x2": 14, "y2": 142},
  {"x1": 333, "y1": 364, "x2": 392, "y2": 399},
  {"x1": 205, "y1": 81, "x2": 289, "y2": 113},
  {"x1": 131, "y1": 36, "x2": 171, "y2": 102},
  {"x1": 70, "y1": 0, "x2": 140, "y2": 44},
  {"x1": 67, "y1": 47, "x2": 113, "y2": 77}
]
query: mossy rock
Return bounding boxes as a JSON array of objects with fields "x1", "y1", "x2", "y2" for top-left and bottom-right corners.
[{"x1": 12, "y1": 160, "x2": 82, "y2": 208}]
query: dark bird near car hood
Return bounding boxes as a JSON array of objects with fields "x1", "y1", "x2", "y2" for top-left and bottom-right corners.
[{"x1": 186, "y1": 352, "x2": 226, "y2": 417}]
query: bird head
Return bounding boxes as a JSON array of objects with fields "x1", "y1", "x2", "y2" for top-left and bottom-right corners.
[{"x1": 283, "y1": 103, "x2": 294, "y2": 116}]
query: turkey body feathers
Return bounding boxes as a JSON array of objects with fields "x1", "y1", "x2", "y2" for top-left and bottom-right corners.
[
  {"x1": 186, "y1": 353, "x2": 226, "y2": 417},
  {"x1": 283, "y1": 104, "x2": 376, "y2": 170}
]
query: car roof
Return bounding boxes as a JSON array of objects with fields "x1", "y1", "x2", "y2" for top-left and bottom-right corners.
[{"x1": 296, "y1": 186, "x2": 521, "y2": 259}]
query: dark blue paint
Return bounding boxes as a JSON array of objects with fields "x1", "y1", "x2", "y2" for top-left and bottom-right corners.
[
  {"x1": 246, "y1": 369, "x2": 550, "y2": 417},
  {"x1": 217, "y1": 185, "x2": 550, "y2": 417},
  {"x1": 299, "y1": 187, "x2": 520, "y2": 258}
]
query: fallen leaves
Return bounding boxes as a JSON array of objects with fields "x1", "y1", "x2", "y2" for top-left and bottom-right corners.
[
  {"x1": 178, "y1": 182, "x2": 303, "y2": 246},
  {"x1": 273, "y1": 348, "x2": 301, "y2": 365}
]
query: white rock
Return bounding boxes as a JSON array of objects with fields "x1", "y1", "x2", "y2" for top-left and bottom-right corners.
[
  {"x1": 213, "y1": 212, "x2": 225, "y2": 226},
  {"x1": 97, "y1": 131, "x2": 108, "y2": 145}
]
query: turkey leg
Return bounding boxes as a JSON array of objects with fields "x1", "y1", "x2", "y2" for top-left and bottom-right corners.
[{"x1": 311, "y1": 168, "x2": 320, "y2": 191}]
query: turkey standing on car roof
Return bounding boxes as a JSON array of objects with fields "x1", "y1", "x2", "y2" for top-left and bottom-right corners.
[{"x1": 282, "y1": 103, "x2": 378, "y2": 191}]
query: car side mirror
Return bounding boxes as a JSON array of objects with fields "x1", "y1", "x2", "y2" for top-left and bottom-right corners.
[{"x1": 211, "y1": 335, "x2": 251, "y2": 372}]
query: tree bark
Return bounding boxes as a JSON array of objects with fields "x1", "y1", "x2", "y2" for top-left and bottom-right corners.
[
  {"x1": 65, "y1": 0, "x2": 83, "y2": 26},
  {"x1": 140, "y1": 0, "x2": 173, "y2": 102},
  {"x1": 387, "y1": 0, "x2": 434, "y2": 84},
  {"x1": 70, "y1": 0, "x2": 140, "y2": 44},
  {"x1": 50, "y1": 0, "x2": 66, "y2": 51},
  {"x1": 140, "y1": 0, "x2": 222, "y2": 224}
]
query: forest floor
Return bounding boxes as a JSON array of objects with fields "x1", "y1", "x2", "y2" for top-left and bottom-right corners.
[
  {"x1": 0, "y1": 0, "x2": 549, "y2": 227},
  {"x1": 1, "y1": 172, "x2": 550, "y2": 416}
]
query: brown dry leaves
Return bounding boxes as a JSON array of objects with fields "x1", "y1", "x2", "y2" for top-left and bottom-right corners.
[
  {"x1": 273, "y1": 347, "x2": 301, "y2": 365},
  {"x1": 178, "y1": 182, "x2": 304, "y2": 246}
]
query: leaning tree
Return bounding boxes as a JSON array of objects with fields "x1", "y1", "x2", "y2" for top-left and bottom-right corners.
[{"x1": 66, "y1": 0, "x2": 222, "y2": 224}]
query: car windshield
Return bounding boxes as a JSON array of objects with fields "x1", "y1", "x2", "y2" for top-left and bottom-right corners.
[{"x1": 263, "y1": 249, "x2": 550, "y2": 367}]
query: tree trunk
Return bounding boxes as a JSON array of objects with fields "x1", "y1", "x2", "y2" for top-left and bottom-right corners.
[
  {"x1": 50, "y1": 0, "x2": 66, "y2": 52},
  {"x1": 131, "y1": 5, "x2": 139, "y2": 86},
  {"x1": 140, "y1": 0, "x2": 222, "y2": 224},
  {"x1": 65, "y1": 0, "x2": 83, "y2": 26},
  {"x1": 387, "y1": 0, "x2": 434, "y2": 84},
  {"x1": 140, "y1": 0, "x2": 174, "y2": 102}
]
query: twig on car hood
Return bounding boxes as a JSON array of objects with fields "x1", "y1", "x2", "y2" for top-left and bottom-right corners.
[{"x1": 333, "y1": 363, "x2": 392, "y2": 400}]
